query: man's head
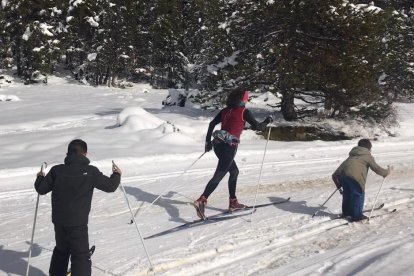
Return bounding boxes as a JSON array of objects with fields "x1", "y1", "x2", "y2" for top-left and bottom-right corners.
[
  {"x1": 357, "y1": 138, "x2": 372, "y2": 151},
  {"x1": 67, "y1": 139, "x2": 87, "y2": 156}
]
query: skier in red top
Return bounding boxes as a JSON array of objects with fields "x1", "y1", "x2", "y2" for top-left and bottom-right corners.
[{"x1": 194, "y1": 87, "x2": 272, "y2": 219}]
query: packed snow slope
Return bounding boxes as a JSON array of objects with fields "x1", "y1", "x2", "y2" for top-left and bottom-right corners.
[{"x1": 0, "y1": 77, "x2": 413, "y2": 276}]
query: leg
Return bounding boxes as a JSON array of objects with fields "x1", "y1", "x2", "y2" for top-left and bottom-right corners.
[
  {"x1": 227, "y1": 161, "x2": 246, "y2": 211},
  {"x1": 228, "y1": 161, "x2": 239, "y2": 199},
  {"x1": 348, "y1": 181, "x2": 365, "y2": 220},
  {"x1": 202, "y1": 143, "x2": 236, "y2": 198},
  {"x1": 68, "y1": 225, "x2": 91, "y2": 276},
  {"x1": 340, "y1": 176, "x2": 351, "y2": 217},
  {"x1": 202, "y1": 170, "x2": 228, "y2": 198},
  {"x1": 49, "y1": 224, "x2": 70, "y2": 276},
  {"x1": 195, "y1": 143, "x2": 236, "y2": 219}
]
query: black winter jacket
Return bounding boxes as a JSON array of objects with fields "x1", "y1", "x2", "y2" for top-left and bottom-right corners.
[{"x1": 34, "y1": 154, "x2": 120, "y2": 226}]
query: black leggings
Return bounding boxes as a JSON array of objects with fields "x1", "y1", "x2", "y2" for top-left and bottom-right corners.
[{"x1": 202, "y1": 142, "x2": 239, "y2": 199}]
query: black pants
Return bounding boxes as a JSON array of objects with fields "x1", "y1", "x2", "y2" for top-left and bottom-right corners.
[
  {"x1": 50, "y1": 224, "x2": 91, "y2": 276},
  {"x1": 202, "y1": 142, "x2": 239, "y2": 199}
]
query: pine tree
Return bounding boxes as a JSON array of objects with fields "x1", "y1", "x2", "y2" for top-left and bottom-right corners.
[
  {"x1": 376, "y1": 0, "x2": 414, "y2": 101},
  {"x1": 150, "y1": 0, "x2": 185, "y2": 88},
  {"x1": 64, "y1": 0, "x2": 100, "y2": 81},
  {"x1": 235, "y1": 0, "x2": 398, "y2": 121},
  {"x1": 0, "y1": 2, "x2": 11, "y2": 69}
]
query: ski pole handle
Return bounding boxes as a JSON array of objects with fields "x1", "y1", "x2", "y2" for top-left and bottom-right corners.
[
  {"x1": 112, "y1": 160, "x2": 122, "y2": 175},
  {"x1": 40, "y1": 162, "x2": 47, "y2": 173}
]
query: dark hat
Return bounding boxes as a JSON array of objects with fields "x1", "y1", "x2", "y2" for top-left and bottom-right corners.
[{"x1": 357, "y1": 139, "x2": 372, "y2": 150}]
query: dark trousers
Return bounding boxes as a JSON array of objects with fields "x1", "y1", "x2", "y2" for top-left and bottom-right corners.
[
  {"x1": 202, "y1": 142, "x2": 239, "y2": 199},
  {"x1": 50, "y1": 224, "x2": 91, "y2": 276},
  {"x1": 340, "y1": 175, "x2": 365, "y2": 220}
]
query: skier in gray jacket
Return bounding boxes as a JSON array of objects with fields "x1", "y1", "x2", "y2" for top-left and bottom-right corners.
[{"x1": 332, "y1": 139, "x2": 390, "y2": 221}]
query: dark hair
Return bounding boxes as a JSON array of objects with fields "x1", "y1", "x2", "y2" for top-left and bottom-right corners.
[
  {"x1": 67, "y1": 139, "x2": 87, "y2": 155},
  {"x1": 226, "y1": 87, "x2": 245, "y2": 107},
  {"x1": 357, "y1": 139, "x2": 372, "y2": 150}
]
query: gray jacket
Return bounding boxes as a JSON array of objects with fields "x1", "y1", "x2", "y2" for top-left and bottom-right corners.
[{"x1": 334, "y1": 146, "x2": 389, "y2": 191}]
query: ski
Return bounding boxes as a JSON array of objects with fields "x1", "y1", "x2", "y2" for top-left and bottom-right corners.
[
  {"x1": 130, "y1": 197, "x2": 291, "y2": 224},
  {"x1": 329, "y1": 202, "x2": 385, "y2": 221},
  {"x1": 66, "y1": 245, "x2": 95, "y2": 276},
  {"x1": 144, "y1": 197, "x2": 290, "y2": 239},
  {"x1": 367, "y1": 208, "x2": 397, "y2": 221},
  {"x1": 206, "y1": 197, "x2": 291, "y2": 220},
  {"x1": 326, "y1": 208, "x2": 397, "y2": 231}
]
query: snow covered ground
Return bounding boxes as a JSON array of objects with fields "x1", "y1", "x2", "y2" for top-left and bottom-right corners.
[{"x1": 0, "y1": 77, "x2": 413, "y2": 276}]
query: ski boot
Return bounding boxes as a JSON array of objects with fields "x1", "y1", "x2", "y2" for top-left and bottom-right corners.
[
  {"x1": 194, "y1": 195, "x2": 207, "y2": 220},
  {"x1": 229, "y1": 198, "x2": 247, "y2": 212}
]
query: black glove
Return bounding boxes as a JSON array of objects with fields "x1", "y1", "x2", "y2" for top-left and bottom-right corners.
[
  {"x1": 265, "y1": 115, "x2": 274, "y2": 124},
  {"x1": 205, "y1": 141, "x2": 212, "y2": 152},
  {"x1": 332, "y1": 174, "x2": 341, "y2": 190}
]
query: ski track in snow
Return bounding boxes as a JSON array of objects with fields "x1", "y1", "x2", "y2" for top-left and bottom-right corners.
[{"x1": 1, "y1": 81, "x2": 414, "y2": 275}]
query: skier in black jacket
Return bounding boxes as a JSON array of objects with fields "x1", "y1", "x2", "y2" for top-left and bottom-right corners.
[{"x1": 34, "y1": 139, "x2": 121, "y2": 276}]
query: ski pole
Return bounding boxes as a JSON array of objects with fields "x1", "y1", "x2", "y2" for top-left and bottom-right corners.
[
  {"x1": 250, "y1": 125, "x2": 272, "y2": 220},
  {"x1": 131, "y1": 152, "x2": 206, "y2": 221},
  {"x1": 368, "y1": 177, "x2": 386, "y2": 221},
  {"x1": 312, "y1": 187, "x2": 340, "y2": 218},
  {"x1": 26, "y1": 162, "x2": 47, "y2": 276},
  {"x1": 114, "y1": 161, "x2": 154, "y2": 271}
]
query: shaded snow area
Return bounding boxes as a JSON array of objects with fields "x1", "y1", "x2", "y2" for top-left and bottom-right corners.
[{"x1": 0, "y1": 77, "x2": 413, "y2": 276}]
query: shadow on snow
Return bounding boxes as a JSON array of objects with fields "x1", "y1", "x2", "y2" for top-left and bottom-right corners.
[{"x1": 0, "y1": 243, "x2": 46, "y2": 276}]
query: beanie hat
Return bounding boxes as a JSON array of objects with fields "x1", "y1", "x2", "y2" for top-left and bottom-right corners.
[{"x1": 358, "y1": 139, "x2": 372, "y2": 150}]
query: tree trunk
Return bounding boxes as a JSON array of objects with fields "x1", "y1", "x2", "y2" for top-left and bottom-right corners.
[
  {"x1": 280, "y1": 73, "x2": 297, "y2": 121},
  {"x1": 281, "y1": 87, "x2": 297, "y2": 121},
  {"x1": 104, "y1": 67, "x2": 110, "y2": 86},
  {"x1": 16, "y1": 38, "x2": 22, "y2": 77},
  {"x1": 111, "y1": 74, "x2": 117, "y2": 87},
  {"x1": 325, "y1": 93, "x2": 333, "y2": 110}
]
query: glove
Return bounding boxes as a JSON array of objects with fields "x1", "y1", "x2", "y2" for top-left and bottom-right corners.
[
  {"x1": 112, "y1": 161, "x2": 123, "y2": 176},
  {"x1": 37, "y1": 171, "x2": 45, "y2": 177},
  {"x1": 265, "y1": 115, "x2": 274, "y2": 124},
  {"x1": 205, "y1": 141, "x2": 212, "y2": 152},
  {"x1": 332, "y1": 174, "x2": 341, "y2": 190}
]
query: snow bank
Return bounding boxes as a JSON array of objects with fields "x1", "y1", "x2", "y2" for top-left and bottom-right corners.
[
  {"x1": 117, "y1": 107, "x2": 164, "y2": 130},
  {"x1": 0, "y1": 94, "x2": 21, "y2": 101}
]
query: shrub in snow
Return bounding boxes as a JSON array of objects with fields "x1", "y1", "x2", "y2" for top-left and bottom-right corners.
[
  {"x1": 162, "y1": 89, "x2": 187, "y2": 107},
  {"x1": 155, "y1": 121, "x2": 180, "y2": 134},
  {"x1": 114, "y1": 80, "x2": 134, "y2": 89},
  {"x1": 25, "y1": 71, "x2": 47, "y2": 85},
  {"x1": 0, "y1": 95, "x2": 21, "y2": 102},
  {"x1": 0, "y1": 75, "x2": 12, "y2": 85}
]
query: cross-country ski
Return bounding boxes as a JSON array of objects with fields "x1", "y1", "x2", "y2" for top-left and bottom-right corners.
[{"x1": 145, "y1": 198, "x2": 291, "y2": 239}]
